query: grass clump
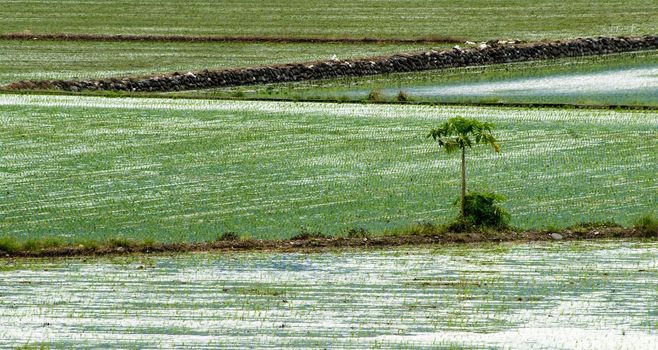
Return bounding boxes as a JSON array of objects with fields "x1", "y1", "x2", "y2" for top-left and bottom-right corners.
[
  {"x1": 634, "y1": 213, "x2": 658, "y2": 236},
  {"x1": 387, "y1": 222, "x2": 448, "y2": 237},
  {"x1": 142, "y1": 238, "x2": 157, "y2": 250},
  {"x1": 346, "y1": 227, "x2": 370, "y2": 239},
  {"x1": 448, "y1": 192, "x2": 510, "y2": 232},
  {"x1": 107, "y1": 235, "x2": 135, "y2": 248},
  {"x1": 21, "y1": 237, "x2": 65, "y2": 252},
  {"x1": 569, "y1": 221, "x2": 620, "y2": 229},
  {"x1": 75, "y1": 239, "x2": 101, "y2": 250},
  {"x1": 0, "y1": 236, "x2": 21, "y2": 253},
  {"x1": 408, "y1": 222, "x2": 447, "y2": 236},
  {"x1": 566, "y1": 221, "x2": 620, "y2": 233},
  {"x1": 367, "y1": 89, "x2": 384, "y2": 102},
  {"x1": 291, "y1": 228, "x2": 328, "y2": 240},
  {"x1": 218, "y1": 231, "x2": 240, "y2": 241}
]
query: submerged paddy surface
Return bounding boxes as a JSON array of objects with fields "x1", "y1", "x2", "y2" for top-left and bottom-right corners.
[
  {"x1": 1, "y1": 240, "x2": 657, "y2": 349},
  {"x1": 370, "y1": 66, "x2": 658, "y2": 106}
]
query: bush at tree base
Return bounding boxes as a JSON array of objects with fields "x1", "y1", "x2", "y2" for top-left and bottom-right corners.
[{"x1": 449, "y1": 191, "x2": 510, "y2": 231}]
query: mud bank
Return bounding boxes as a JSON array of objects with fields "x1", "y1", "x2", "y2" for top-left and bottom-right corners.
[{"x1": 2, "y1": 226, "x2": 654, "y2": 259}]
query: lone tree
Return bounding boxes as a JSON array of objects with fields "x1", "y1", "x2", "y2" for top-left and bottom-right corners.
[{"x1": 428, "y1": 116, "x2": 500, "y2": 218}]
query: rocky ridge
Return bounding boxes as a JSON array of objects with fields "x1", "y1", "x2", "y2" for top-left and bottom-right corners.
[{"x1": 5, "y1": 35, "x2": 658, "y2": 93}]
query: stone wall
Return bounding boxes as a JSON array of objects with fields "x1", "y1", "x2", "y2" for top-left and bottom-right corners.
[{"x1": 5, "y1": 35, "x2": 658, "y2": 92}]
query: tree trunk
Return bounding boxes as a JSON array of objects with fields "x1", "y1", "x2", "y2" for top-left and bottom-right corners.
[{"x1": 460, "y1": 146, "x2": 466, "y2": 218}]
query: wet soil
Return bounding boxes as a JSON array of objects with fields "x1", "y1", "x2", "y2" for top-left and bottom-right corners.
[{"x1": 1, "y1": 226, "x2": 653, "y2": 259}]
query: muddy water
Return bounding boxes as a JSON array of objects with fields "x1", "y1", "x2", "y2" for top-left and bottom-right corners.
[{"x1": 1, "y1": 240, "x2": 657, "y2": 349}]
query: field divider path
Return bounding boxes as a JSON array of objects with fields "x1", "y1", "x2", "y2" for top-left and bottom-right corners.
[
  {"x1": 4, "y1": 35, "x2": 658, "y2": 93},
  {"x1": 0, "y1": 226, "x2": 653, "y2": 259},
  {"x1": 0, "y1": 32, "x2": 464, "y2": 44}
]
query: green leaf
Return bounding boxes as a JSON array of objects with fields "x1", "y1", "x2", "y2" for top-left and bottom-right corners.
[{"x1": 428, "y1": 116, "x2": 501, "y2": 154}]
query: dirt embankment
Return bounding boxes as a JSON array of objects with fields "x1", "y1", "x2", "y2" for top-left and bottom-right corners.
[
  {"x1": 4, "y1": 35, "x2": 657, "y2": 93},
  {"x1": 1, "y1": 226, "x2": 654, "y2": 259},
  {"x1": 0, "y1": 32, "x2": 463, "y2": 44}
]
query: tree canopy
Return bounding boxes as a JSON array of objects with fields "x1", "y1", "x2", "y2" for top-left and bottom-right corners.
[{"x1": 427, "y1": 116, "x2": 500, "y2": 154}]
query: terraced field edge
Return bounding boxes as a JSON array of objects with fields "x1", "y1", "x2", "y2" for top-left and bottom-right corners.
[
  {"x1": 0, "y1": 32, "x2": 465, "y2": 44},
  {"x1": 6, "y1": 89, "x2": 658, "y2": 110},
  {"x1": 4, "y1": 35, "x2": 657, "y2": 93},
  {"x1": 1, "y1": 223, "x2": 656, "y2": 259}
]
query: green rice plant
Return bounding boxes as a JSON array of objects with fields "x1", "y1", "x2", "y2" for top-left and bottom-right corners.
[
  {"x1": 0, "y1": 95, "x2": 655, "y2": 242},
  {"x1": 0, "y1": 40, "x2": 441, "y2": 85},
  {"x1": 1, "y1": 242, "x2": 657, "y2": 348},
  {"x1": 14, "y1": 344, "x2": 48, "y2": 350},
  {"x1": 2, "y1": 0, "x2": 656, "y2": 40},
  {"x1": 567, "y1": 221, "x2": 621, "y2": 231}
]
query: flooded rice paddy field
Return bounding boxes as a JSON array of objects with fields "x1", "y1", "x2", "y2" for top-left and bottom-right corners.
[
  {"x1": 334, "y1": 65, "x2": 658, "y2": 107},
  {"x1": 381, "y1": 66, "x2": 658, "y2": 106},
  {"x1": 1, "y1": 95, "x2": 656, "y2": 242},
  {"x1": 1, "y1": 240, "x2": 657, "y2": 349},
  {"x1": 234, "y1": 51, "x2": 658, "y2": 107},
  {"x1": 378, "y1": 66, "x2": 658, "y2": 106}
]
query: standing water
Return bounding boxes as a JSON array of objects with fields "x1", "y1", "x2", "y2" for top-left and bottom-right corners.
[
  {"x1": 344, "y1": 66, "x2": 658, "y2": 106},
  {"x1": 1, "y1": 240, "x2": 657, "y2": 349}
]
